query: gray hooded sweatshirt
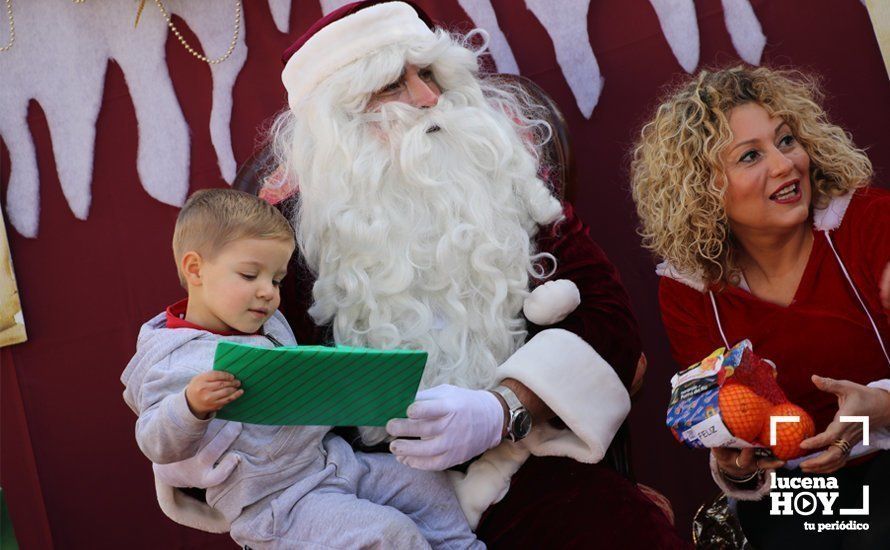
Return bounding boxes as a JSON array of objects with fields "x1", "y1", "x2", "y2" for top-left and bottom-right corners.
[{"x1": 121, "y1": 310, "x2": 330, "y2": 522}]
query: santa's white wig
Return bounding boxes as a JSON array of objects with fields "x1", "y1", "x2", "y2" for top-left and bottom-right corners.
[{"x1": 268, "y1": 29, "x2": 563, "y2": 408}]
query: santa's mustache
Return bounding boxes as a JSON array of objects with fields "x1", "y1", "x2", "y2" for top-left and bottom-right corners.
[{"x1": 361, "y1": 95, "x2": 473, "y2": 139}]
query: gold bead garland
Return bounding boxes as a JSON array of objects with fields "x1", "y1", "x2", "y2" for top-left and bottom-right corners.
[
  {"x1": 0, "y1": 0, "x2": 13, "y2": 52},
  {"x1": 154, "y1": 0, "x2": 241, "y2": 65},
  {"x1": 0, "y1": 0, "x2": 241, "y2": 64},
  {"x1": 0, "y1": 0, "x2": 241, "y2": 65}
]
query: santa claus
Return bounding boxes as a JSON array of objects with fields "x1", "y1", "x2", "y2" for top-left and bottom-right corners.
[{"x1": 155, "y1": 1, "x2": 687, "y2": 546}]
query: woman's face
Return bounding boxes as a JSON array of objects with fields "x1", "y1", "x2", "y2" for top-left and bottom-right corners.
[{"x1": 720, "y1": 102, "x2": 812, "y2": 236}]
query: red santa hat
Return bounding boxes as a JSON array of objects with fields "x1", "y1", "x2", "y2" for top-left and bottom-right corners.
[{"x1": 281, "y1": 1, "x2": 436, "y2": 111}]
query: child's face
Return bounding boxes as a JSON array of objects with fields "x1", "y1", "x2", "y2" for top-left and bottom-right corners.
[{"x1": 193, "y1": 237, "x2": 293, "y2": 333}]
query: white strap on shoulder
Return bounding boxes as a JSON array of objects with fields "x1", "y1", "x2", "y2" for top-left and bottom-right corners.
[
  {"x1": 708, "y1": 290, "x2": 731, "y2": 349},
  {"x1": 822, "y1": 230, "x2": 890, "y2": 367}
]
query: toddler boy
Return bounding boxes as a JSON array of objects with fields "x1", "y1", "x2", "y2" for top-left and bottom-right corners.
[{"x1": 121, "y1": 189, "x2": 481, "y2": 549}]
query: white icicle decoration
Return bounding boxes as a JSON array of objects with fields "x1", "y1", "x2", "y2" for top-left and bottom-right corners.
[
  {"x1": 0, "y1": 1, "x2": 248, "y2": 238},
  {"x1": 0, "y1": 3, "x2": 190, "y2": 237},
  {"x1": 649, "y1": 0, "x2": 700, "y2": 73},
  {"x1": 457, "y1": 0, "x2": 520, "y2": 74},
  {"x1": 320, "y1": 0, "x2": 353, "y2": 15},
  {"x1": 721, "y1": 0, "x2": 766, "y2": 65},
  {"x1": 166, "y1": 0, "x2": 248, "y2": 184},
  {"x1": 525, "y1": 0, "x2": 602, "y2": 118},
  {"x1": 0, "y1": 0, "x2": 772, "y2": 238},
  {"x1": 268, "y1": 0, "x2": 292, "y2": 33}
]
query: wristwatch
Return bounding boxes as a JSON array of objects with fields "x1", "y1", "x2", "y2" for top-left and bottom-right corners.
[{"x1": 490, "y1": 385, "x2": 532, "y2": 442}]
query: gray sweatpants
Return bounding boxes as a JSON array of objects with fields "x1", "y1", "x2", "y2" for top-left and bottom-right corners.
[{"x1": 230, "y1": 437, "x2": 483, "y2": 550}]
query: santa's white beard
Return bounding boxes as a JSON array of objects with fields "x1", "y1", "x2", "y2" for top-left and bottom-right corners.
[{"x1": 293, "y1": 93, "x2": 562, "y2": 425}]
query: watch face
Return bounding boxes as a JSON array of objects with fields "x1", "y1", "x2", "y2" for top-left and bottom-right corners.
[{"x1": 512, "y1": 410, "x2": 532, "y2": 439}]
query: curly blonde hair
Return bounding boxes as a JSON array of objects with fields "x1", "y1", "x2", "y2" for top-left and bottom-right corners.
[{"x1": 630, "y1": 65, "x2": 872, "y2": 285}]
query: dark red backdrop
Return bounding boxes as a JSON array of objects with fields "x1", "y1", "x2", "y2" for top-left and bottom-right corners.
[{"x1": 2, "y1": 1, "x2": 888, "y2": 547}]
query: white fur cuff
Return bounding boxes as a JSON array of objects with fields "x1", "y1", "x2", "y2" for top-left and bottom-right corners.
[
  {"x1": 709, "y1": 453, "x2": 771, "y2": 501},
  {"x1": 495, "y1": 328, "x2": 630, "y2": 463}
]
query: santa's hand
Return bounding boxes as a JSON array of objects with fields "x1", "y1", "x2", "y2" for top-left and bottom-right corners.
[
  {"x1": 386, "y1": 384, "x2": 504, "y2": 471},
  {"x1": 153, "y1": 422, "x2": 243, "y2": 488}
]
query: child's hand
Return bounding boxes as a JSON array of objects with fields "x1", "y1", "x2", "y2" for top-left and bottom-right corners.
[{"x1": 186, "y1": 371, "x2": 243, "y2": 419}]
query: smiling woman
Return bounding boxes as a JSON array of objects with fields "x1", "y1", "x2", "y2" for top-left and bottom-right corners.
[
  {"x1": 630, "y1": 65, "x2": 890, "y2": 547},
  {"x1": 721, "y1": 107, "x2": 812, "y2": 236},
  {"x1": 720, "y1": 103, "x2": 814, "y2": 307}
]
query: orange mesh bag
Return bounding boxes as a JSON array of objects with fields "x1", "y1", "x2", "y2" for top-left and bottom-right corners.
[{"x1": 667, "y1": 340, "x2": 814, "y2": 460}]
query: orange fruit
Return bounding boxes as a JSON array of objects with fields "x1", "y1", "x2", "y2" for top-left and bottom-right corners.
[
  {"x1": 718, "y1": 384, "x2": 770, "y2": 442},
  {"x1": 759, "y1": 403, "x2": 816, "y2": 460}
]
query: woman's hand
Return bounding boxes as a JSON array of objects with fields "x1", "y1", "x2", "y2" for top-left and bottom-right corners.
[
  {"x1": 386, "y1": 384, "x2": 504, "y2": 471},
  {"x1": 799, "y1": 375, "x2": 890, "y2": 474},
  {"x1": 713, "y1": 447, "x2": 784, "y2": 481}
]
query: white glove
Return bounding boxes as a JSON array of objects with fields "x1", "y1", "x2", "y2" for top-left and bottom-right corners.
[
  {"x1": 153, "y1": 422, "x2": 242, "y2": 488},
  {"x1": 386, "y1": 384, "x2": 504, "y2": 471}
]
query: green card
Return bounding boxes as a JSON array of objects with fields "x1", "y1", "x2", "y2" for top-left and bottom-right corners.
[{"x1": 212, "y1": 342, "x2": 426, "y2": 427}]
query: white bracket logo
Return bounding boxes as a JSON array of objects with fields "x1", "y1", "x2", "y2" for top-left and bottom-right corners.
[
  {"x1": 768, "y1": 415, "x2": 800, "y2": 445},
  {"x1": 768, "y1": 415, "x2": 870, "y2": 515}
]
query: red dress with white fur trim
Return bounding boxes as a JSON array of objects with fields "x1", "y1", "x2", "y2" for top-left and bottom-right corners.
[{"x1": 659, "y1": 187, "x2": 890, "y2": 434}]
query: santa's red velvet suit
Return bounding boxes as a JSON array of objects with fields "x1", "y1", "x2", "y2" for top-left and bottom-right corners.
[{"x1": 281, "y1": 201, "x2": 688, "y2": 548}]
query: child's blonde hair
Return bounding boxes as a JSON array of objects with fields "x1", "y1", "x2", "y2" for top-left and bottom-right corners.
[{"x1": 173, "y1": 188, "x2": 295, "y2": 287}]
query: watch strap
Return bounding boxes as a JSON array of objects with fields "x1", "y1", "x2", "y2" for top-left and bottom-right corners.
[
  {"x1": 491, "y1": 385, "x2": 531, "y2": 442},
  {"x1": 491, "y1": 385, "x2": 522, "y2": 412}
]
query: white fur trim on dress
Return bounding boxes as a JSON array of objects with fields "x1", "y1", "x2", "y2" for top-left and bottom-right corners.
[
  {"x1": 813, "y1": 191, "x2": 854, "y2": 232},
  {"x1": 281, "y1": 2, "x2": 434, "y2": 110},
  {"x1": 656, "y1": 261, "x2": 708, "y2": 293},
  {"x1": 658, "y1": 192, "x2": 855, "y2": 291},
  {"x1": 709, "y1": 453, "x2": 772, "y2": 501},
  {"x1": 155, "y1": 477, "x2": 231, "y2": 533},
  {"x1": 495, "y1": 328, "x2": 631, "y2": 462}
]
